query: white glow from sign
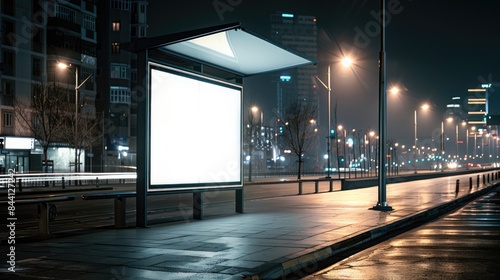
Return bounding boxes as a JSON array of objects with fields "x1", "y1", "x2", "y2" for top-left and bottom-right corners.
[
  {"x1": 481, "y1": 83, "x2": 492, "y2": 88},
  {"x1": 5, "y1": 137, "x2": 34, "y2": 150},
  {"x1": 188, "y1": 31, "x2": 235, "y2": 58},
  {"x1": 150, "y1": 66, "x2": 242, "y2": 187},
  {"x1": 282, "y1": 13, "x2": 294, "y2": 18},
  {"x1": 161, "y1": 28, "x2": 314, "y2": 76}
]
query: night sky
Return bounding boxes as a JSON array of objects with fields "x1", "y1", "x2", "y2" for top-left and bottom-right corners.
[{"x1": 148, "y1": 0, "x2": 500, "y2": 145}]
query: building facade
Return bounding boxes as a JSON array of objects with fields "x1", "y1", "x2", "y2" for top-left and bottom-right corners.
[
  {"x1": 270, "y1": 12, "x2": 320, "y2": 171},
  {"x1": 270, "y1": 12, "x2": 317, "y2": 114},
  {"x1": 96, "y1": 0, "x2": 148, "y2": 172},
  {"x1": 0, "y1": 0, "x2": 95, "y2": 173},
  {"x1": 0, "y1": 0, "x2": 147, "y2": 173}
]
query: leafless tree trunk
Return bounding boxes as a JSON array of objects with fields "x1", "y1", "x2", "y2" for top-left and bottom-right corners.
[
  {"x1": 59, "y1": 110, "x2": 102, "y2": 174},
  {"x1": 13, "y1": 82, "x2": 68, "y2": 173},
  {"x1": 279, "y1": 101, "x2": 318, "y2": 179}
]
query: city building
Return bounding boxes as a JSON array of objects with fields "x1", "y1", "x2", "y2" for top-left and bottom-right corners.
[
  {"x1": 445, "y1": 96, "x2": 467, "y2": 120},
  {"x1": 465, "y1": 84, "x2": 500, "y2": 162},
  {"x1": 0, "y1": 0, "x2": 147, "y2": 173},
  {"x1": 96, "y1": 0, "x2": 148, "y2": 172},
  {"x1": 270, "y1": 12, "x2": 319, "y2": 171},
  {"x1": 1, "y1": 0, "x2": 99, "y2": 173},
  {"x1": 270, "y1": 12, "x2": 318, "y2": 113},
  {"x1": 466, "y1": 85, "x2": 488, "y2": 127}
]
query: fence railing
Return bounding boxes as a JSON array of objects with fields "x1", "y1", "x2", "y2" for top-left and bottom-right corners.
[{"x1": 0, "y1": 172, "x2": 136, "y2": 190}]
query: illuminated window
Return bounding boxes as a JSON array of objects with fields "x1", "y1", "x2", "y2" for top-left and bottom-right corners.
[{"x1": 112, "y1": 21, "x2": 120, "y2": 31}]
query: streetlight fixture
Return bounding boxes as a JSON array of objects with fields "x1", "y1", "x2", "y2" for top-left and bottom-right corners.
[
  {"x1": 413, "y1": 103, "x2": 429, "y2": 173},
  {"x1": 57, "y1": 62, "x2": 92, "y2": 173},
  {"x1": 315, "y1": 57, "x2": 353, "y2": 178},
  {"x1": 445, "y1": 116, "x2": 460, "y2": 162}
]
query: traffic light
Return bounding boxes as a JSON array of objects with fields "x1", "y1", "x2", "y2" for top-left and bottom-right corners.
[{"x1": 329, "y1": 129, "x2": 336, "y2": 139}]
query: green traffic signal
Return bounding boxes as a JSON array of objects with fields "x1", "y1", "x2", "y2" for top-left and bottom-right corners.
[{"x1": 329, "y1": 129, "x2": 336, "y2": 139}]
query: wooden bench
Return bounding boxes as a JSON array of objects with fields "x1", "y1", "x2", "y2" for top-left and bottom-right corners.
[
  {"x1": 81, "y1": 186, "x2": 243, "y2": 228},
  {"x1": 0, "y1": 195, "x2": 75, "y2": 236}
]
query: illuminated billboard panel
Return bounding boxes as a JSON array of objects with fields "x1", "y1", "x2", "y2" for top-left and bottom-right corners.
[{"x1": 149, "y1": 64, "x2": 242, "y2": 189}]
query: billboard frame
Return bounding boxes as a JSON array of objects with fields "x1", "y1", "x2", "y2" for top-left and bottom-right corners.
[{"x1": 147, "y1": 62, "x2": 243, "y2": 191}]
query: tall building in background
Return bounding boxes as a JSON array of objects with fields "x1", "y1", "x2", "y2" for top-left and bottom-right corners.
[
  {"x1": 466, "y1": 86, "x2": 488, "y2": 127},
  {"x1": 465, "y1": 84, "x2": 500, "y2": 161},
  {"x1": 445, "y1": 96, "x2": 466, "y2": 120},
  {"x1": 97, "y1": 0, "x2": 148, "y2": 171},
  {"x1": 271, "y1": 12, "x2": 317, "y2": 116},
  {"x1": 270, "y1": 12, "x2": 319, "y2": 171}
]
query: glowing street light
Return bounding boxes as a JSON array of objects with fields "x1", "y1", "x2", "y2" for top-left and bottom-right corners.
[
  {"x1": 315, "y1": 56, "x2": 354, "y2": 178},
  {"x1": 341, "y1": 57, "x2": 353, "y2": 67},
  {"x1": 389, "y1": 87, "x2": 399, "y2": 95},
  {"x1": 57, "y1": 62, "x2": 92, "y2": 173},
  {"x1": 413, "y1": 103, "x2": 430, "y2": 173}
]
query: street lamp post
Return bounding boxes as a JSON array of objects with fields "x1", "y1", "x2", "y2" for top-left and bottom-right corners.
[
  {"x1": 466, "y1": 128, "x2": 469, "y2": 162},
  {"x1": 455, "y1": 124, "x2": 459, "y2": 160},
  {"x1": 58, "y1": 63, "x2": 92, "y2": 174},
  {"x1": 327, "y1": 65, "x2": 332, "y2": 178},
  {"x1": 373, "y1": 0, "x2": 392, "y2": 211},
  {"x1": 315, "y1": 60, "x2": 352, "y2": 178},
  {"x1": 441, "y1": 121, "x2": 445, "y2": 171},
  {"x1": 413, "y1": 103, "x2": 430, "y2": 172}
]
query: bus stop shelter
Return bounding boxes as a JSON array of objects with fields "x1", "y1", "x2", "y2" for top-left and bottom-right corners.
[{"x1": 123, "y1": 22, "x2": 316, "y2": 227}]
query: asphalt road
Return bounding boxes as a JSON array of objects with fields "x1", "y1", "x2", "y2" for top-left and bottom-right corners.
[{"x1": 305, "y1": 185, "x2": 500, "y2": 280}]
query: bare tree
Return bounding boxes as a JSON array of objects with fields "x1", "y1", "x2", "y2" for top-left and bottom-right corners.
[
  {"x1": 59, "y1": 109, "x2": 102, "y2": 173},
  {"x1": 279, "y1": 101, "x2": 318, "y2": 179},
  {"x1": 13, "y1": 82, "x2": 68, "y2": 172}
]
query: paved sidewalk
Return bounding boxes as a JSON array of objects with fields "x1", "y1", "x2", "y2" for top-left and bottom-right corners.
[{"x1": 1, "y1": 172, "x2": 499, "y2": 279}]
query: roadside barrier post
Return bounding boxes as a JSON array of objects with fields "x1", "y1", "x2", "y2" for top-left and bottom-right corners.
[
  {"x1": 483, "y1": 174, "x2": 486, "y2": 185},
  {"x1": 62, "y1": 177, "x2": 65, "y2": 189},
  {"x1": 329, "y1": 180, "x2": 333, "y2": 192},
  {"x1": 96, "y1": 177, "x2": 99, "y2": 188},
  {"x1": 18, "y1": 178, "x2": 22, "y2": 192},
  {"x1": 477, "y1": 175, "x2": 480, "y2": 188},
  {"x1": 298, "y1": 181, "x2": 303, "y2": 195},
  {"x1": 469, "y1": 177, "x2": 473, "y2": 189},
  {"x1": 314, "y1": 181, "x2": 319, "y2": 193},
  {"x1": 455, "y1": 179, "x2": 459, "y2": 193}
]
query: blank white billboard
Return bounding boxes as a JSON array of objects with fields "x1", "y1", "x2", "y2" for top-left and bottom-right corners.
[{"x1": 149, "y1": 64, "x2": 242, "y2": 189}]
